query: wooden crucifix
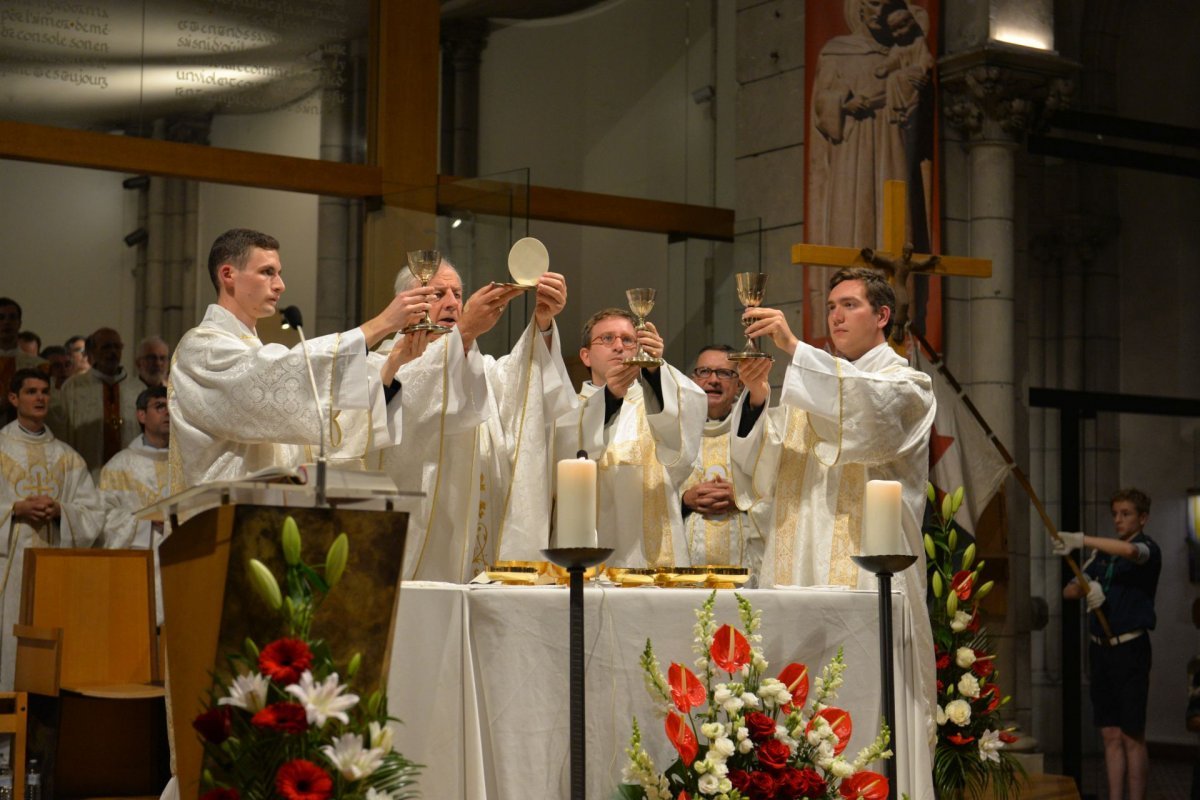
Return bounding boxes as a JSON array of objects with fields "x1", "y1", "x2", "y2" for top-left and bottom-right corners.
[{"x1": 793, "y1": 180, "x2": 992, "y2": 345}]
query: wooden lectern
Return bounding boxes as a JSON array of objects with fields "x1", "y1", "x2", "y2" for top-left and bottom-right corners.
[{"x1": 150, "y1": 480, "x2": 415, "y2": 799}]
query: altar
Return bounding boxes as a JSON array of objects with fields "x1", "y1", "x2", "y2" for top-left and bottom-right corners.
[{"x1": 387, "y1": 583, "x2": 934, "y2": 800}]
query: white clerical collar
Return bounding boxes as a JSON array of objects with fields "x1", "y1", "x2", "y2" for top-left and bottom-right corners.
[
  {"x1": 93, "y1": 367, "x2": 128, "y2": 385},
  {"x1": 17, "y1": 422, "x2": 46, "y2": 437},
  {"x1": 141, "y1": 434, "x2": 169, "y2": 451}
]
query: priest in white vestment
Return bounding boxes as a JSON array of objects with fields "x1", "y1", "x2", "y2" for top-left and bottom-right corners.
[
  {"x1": 376, "y1": 262, "x2": 577, "y2": 582},
  {"x1": 554, "y1": 309, "x2": 707, "y2": 567},
  {"x1": 0, "y1": 369, "x2": 103, "y2": 689},
  {"x1": 0, "y1": 297, "x2": 46, "y2": 424},
  {"x1": 49, "y1": 327, "x2": 141, "y2": 481},
  {"x1": 169, "y1": 229, "x2": 428, "y2": 490},
  {"x1": 740, "y1": 267, "x2": 938, "y2": 755},
  {"x1": 677, "y1": 345, "x2": 772, "y2": 574},
  {"x1": 100, "y1": 385, "x2": 170, "y2": 622}
]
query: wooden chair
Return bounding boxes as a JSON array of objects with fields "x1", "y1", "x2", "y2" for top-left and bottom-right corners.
[{"x1": 14, "y1": 549, "x2": 168, "y2": 799}]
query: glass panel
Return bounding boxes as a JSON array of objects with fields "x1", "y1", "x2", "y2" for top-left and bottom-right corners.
[
  {"x1": 474, "y1": 0, "x2": 726, "y2": 205},
  {"x1": 0, "y1": 0, "x2": 369, "y2": 162}
]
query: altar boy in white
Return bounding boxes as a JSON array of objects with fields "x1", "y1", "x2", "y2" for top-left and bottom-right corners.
[
  {"x1": 0, "y1": 369, "x2": 103, "y2": 689},
  {"x1": 376, "y1": 261, "x2": 577, "y2": 582},
  {"x1": 170, "y1": 229, "x2": 429, "y2": 490},
  {"x1": 555, "y1": 309, "x2": 707, "y2": 567}
]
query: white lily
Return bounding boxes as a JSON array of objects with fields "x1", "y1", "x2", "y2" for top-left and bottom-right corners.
[
  {"x1": 217, "y1": 672, "x2": 269, "y2": 712},
  {"x1": 321, "y1": 732, "x2": 386, "y2": 781},
  {"x1": 286, "y1": 670, "x2": 359, "y2": 727},
  {"x1": 369, "y1": 721, "x2": 394, "y2": 753},
  {"x1": 978, "y1": 729, "x2": 1003, "y2": 763}
]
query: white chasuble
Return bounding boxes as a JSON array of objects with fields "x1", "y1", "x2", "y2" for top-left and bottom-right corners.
[
  {"x1": 0, "y1": 421, "x2": 103, "y2": 689},
  {"x1": 731, "y1": 339, "x2": 937, "y2": 753},
  {"x1": 678, "y1": 410, "x2": 770, "y2": 573},
  {"x1": 555, "y1": 365, "x2": 707, "y2": 568},
  {"x1": 169, "y1": 304, "x2": 388, "y2": 491},
  {"x1": 49, "y1": 368, "x2": 141, "y2": 480},
  {"x1": 378, "y1": 322, "x2": 576, "y2": 582},
  {"x1": 99, "y1": 437, "x2": 169, "y2": 623}
]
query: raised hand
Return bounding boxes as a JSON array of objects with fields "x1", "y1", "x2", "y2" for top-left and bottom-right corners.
[
  {"x1": 458, "y1": 283, "x2": 524, "y2": 350},
  {"x1": 736, "y1": 356, "x2": 773, "y2": 407},
  {"x1": 638, "y1": 321, "x2": 665, "y2": 371},
  {"x1": 742, "y1": 307, "x2": 799, "y2": 356},
  {"x1": 534, "y1": 272, "x2": 567, "y2": 331}
]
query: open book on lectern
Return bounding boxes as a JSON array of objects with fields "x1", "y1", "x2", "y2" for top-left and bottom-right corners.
[{"x1": 135, "y1": 464, "x2": 422, "y2": 527}]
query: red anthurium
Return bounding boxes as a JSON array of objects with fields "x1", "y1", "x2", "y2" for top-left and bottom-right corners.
[
  {"x1": 807, "y1": 707, "x2": 853, "y2": 755},
  {"x1": 666, "y1": 712, "x2": 699, "y2": 767},
  {"x1": 839, "y1": 771, "x2": 889, "y2": 800},
  {"x1": 951, "y1": 570, "x2": 974, "y2": 601},
  {"x1": 777, "y1": 662, "x2": 809, "y2": 711},
  {"x1": 947, "y1": 732, "x2": 976, "y2": 745},
  {"x1": 999, "y1": 731, "x2": 1019, "y2": 744},
  {"x1": 971, "y1": 652, "x2": 995, "y2": 678},
  {"x1": 678, "y1": 793, "x2": 690, "y2": 800},
  {"x1": 668, "y1": 663, "x2": 706, "y2": 713},
  {"x1": 710, "y1": 624, "x2": 751, "y2": 673}
]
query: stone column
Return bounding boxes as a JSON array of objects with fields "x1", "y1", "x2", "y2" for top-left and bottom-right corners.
[
  {"x1": 441, "y1": 19, "x2": 490, "y2": 179},
  {"x1": 940, "y1": 49, "x2": 1074, "y2": 737}
]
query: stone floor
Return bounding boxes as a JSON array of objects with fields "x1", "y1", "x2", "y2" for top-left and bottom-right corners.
[{"x1": 1045, "y1": 754, "x2": 1197, "y2": 800}]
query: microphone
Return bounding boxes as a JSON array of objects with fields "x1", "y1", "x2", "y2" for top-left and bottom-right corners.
[{"x1": 280, "y1": 305, "x2": 327, "y2": 507}]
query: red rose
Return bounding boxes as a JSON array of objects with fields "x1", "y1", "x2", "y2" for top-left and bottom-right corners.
[
  {"x1": 839, "y1": 771, "x2": 888, "y2": 800},
  {"x1": 951, "y1": 570, "x2": 974, "y2": 601},
  {"x1": 275, "y1": 759, "x2": 332, "y2": 800},
  {"x1": 729, "y1": 770, "x2": 752, "y2": 793},
  {"x1": 789, "y1": 767, "x2": 828, "y2": 798},
  {"x1": 192, "y1": 707, "x2": 232, "y2": 744},
  {"x1": 745, "y1": 711, "x2": 777, "y2": 743},
  {"x1": 756, "y1": 738, "x2": 791, "y2": 771},
  {"x1": 252, "y1": 702, "x2": 309, "y2": 734},
  {"x1": 935, "y1": 652, "x2": 951, "y2": 670},
  {"x1": 747, "y1": 770, "x2": 778, "y2": 800},
  {"x1": 200, "y1": 790, "x2": 239, "y2": 800},
  {"x1": 258, "y1": 638, "x2": 314, "y2": 686}
]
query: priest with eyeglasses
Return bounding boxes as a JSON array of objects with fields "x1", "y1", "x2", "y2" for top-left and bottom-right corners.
[{"x1": 675, "y1": 345, "x2": 773, "y2": 576}]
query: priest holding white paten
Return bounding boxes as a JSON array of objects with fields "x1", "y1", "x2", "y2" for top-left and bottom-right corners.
[
  {"x1": 374, "y1": 253, "x2": 577, "y2": 583},
  {"x1": 169, "y1": 229, "x2": 430, "y2": 491}
]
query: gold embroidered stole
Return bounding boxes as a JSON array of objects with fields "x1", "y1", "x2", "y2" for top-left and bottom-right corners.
[{"x1": 597, "y1": 394, "x2": 673, "y2": 567}]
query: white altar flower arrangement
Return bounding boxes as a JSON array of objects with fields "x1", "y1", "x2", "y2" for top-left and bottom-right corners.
[
  {"x1": 619, "y1": 591, "x2": 892, "y2": 800},
  {"x1": 925, "y1": 484, "x2": 1024, "y2": 800},
  {"x1": 191, "y1": 516, "x2": 420, "y2": 800}
]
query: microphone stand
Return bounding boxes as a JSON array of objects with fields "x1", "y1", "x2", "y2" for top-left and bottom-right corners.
[{"x1": 282, "y1": 307, "x2": 327, "y2": 507}]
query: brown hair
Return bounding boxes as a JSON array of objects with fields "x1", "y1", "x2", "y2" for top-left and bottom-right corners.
[
  {"x1": 829, "y1": 267, "x2": 896, "y2": 339},
  {"x1": 207, "y1": 229, "x2": 280, "y2": 291},
  {"x1": 580, "y1": 308, "x2": 638, "y2": 350},
  {"x1": 1111, "y1": 488, "x2": 1151, "y2": 516}
]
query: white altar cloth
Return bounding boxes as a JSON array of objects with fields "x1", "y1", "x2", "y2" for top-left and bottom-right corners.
[{"x1": 387, "y1": 583, "x2": 933, "y2": 800}]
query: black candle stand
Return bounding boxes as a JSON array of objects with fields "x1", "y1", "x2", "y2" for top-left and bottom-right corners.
[
  {"x1": 851, "y1": 553, "x2": 917, "y2": 800},
  {"x1": 541, "y1": 546, "x2": 613, "y2": 800}
]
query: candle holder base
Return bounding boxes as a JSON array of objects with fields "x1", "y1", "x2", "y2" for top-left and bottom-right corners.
[
  {"x1": 542, "y1": 547, "x2": 613, "y2": 570},
  {"x1": 850, "y1": 554, "x2": 917, "y2": 576}
]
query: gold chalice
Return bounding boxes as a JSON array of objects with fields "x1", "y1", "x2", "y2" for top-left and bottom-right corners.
[
  {"x1": 623, "y1": 288, "x2": 663, "y2": 367},
  {"x1": 728, "y1": 272, "x2": 772, "y2": 361},
  {"x1": 403, "y1": 249, "x2": 453, "y2": 334}
]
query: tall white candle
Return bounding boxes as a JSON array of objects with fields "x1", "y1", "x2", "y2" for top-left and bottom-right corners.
[
  {"x1": 556, "y1": 454, "x2": 598, "y2": 548},
  {"x1": 862, "y1": 480, "x2": 903, "y2": 556}
]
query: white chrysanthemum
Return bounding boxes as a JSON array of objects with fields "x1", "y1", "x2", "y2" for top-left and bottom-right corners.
[
  {"x1": 701, "y1": 722, "x2": 725, "y2": 741},
  {"x1": 286, "y1": 671, "x2": 359, "y2": 727},
  {"x1": 714, "y1": 685, "x2": 743, "y2": 716},
  {"x1": 320, "y1": 732, "x2": 386, "y2": 781},
  {"x1": 957, "y1": 673, "x2": 981, "y2": 699},
  {"x1": 978, "y1": 729, "x2": 1003, "y2": 763},
  {"x1": 218, "y1": 672, "x2": 269, "y2": 712},
  {"x1": 369, "y1": 721, "x2": 394, "y2": 753},
  {"x1": 956, "y1": 647, "x2": 977, "y2": 669},
  {"x1": 740, "y1": 691, "x2": 761, "y2": 710},
  {"x1": 950, "y1": 610, "x2": 973, "y2": 632},
  {"x1": 945, "y1": 698, "x2": 972, "y2": 726},
  {"x1": 697, "y1": 773, "x2": 721, "y2": 795},
  {"x1": 712, "y1": 737, "x2": 736, "y2": 759},
  {"x1": 936, "y1": 705, "x2": 948, "y2": 726}
]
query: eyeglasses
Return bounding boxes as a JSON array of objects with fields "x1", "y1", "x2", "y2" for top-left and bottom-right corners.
[
  {"x1": 589, "y1": 333, "x2": 637, "y2": 350},
  {"x1": 692, "y1": 367, "x2": 738, "y2": 381}
]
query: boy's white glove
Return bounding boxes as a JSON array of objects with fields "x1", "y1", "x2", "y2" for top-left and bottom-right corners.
[
  {"x1": 1085, "y1": 581, "x2": 1106, "y2": 611},
  {"x1": 1053, "y1": 531, "x2": 1084, "y2": 556}
]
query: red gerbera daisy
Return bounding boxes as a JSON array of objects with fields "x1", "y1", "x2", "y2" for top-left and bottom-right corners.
[
  {"x1": 258, "y1": 638, "x2": 314, "y2": 686},
  {"x1": 252, "y1": 702, "x2": 309, "y2": 734},
  {"x1": 275, "y1": 759, "x2": 333, "y2": 800}
]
